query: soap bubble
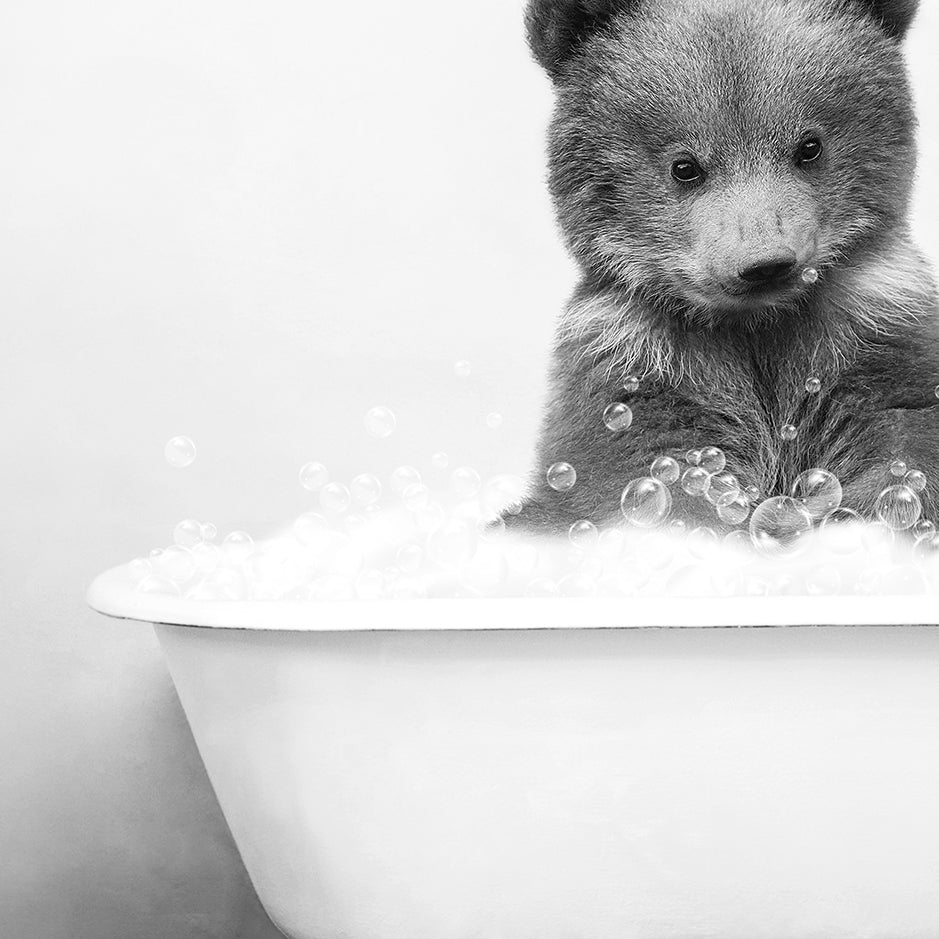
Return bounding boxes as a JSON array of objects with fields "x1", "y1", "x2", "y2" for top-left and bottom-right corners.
[
  {"x1": 164, "y1": 435, "x2": 196, "y2": 468},
  {"x1": 699, "y1": 446, "x2": 726, "y2": 474},
  {"x1": 861, "y1": 521, "x2": 896, "y2": 554},
  {"x1": 345, "y1": 513, "x2": 368, "y2": 534},
  {"x1": 705, "y1": 472, "x2": 739, "y2": 506},
  {"x1": 913, "y1": 533, "x2": 939, "y2": 567},
  {"x1": 526, "y1": 578, "x2": 560, "y2": 598},
  {"x1": 452, "y1": 466, "x2": 482, "y2": 499},
  {"x1": 681, "y1": 467, "x2": 711, "y2": 497},
  {"x1": 805, "y1": 377, "x2": 821, "y2": 394},
  {"x1": 431, "y1": 452, "x2": 449, "y2": 469},
  {"x1": 173, "y1": 519, "x2": 203, "y2": 548},
  {"x1": 890, "y1": 460, "x2": 908, "y2": 477},
  {"x1": 200, "y1": 522, "x2": 217, "y2": 542},
  {"x1": 876, "y1": 485, "x2": 922, "y2": 531},
  {"x1": 351, "y1": 473, "x2": 382, "y2": 506},
  {"x1": 749, "y1": 496, "x2": 812, "y2": 557},
  {"x1": 364, "y1": 406, "x2": 396, "y2": 439},
  {"x1": 486, "y1": 412, "x2": 504, "y2": 429},
  {"x1": 669, "y1": 519, "x2": 688, "y2": 535},
  {"x1": 153, "y1": 546, "x2": 197, "y2": 584},
  {"x1": 293, "y1": 512, "x2": 330, "y2": 547},
  {"x1": 791, "y1": 468, "x2": 842, "y2": 519},
  {"x1": 687, "y1": 526, "x2": 718, "y2": 559},
  {"x1": 717, "y1": 491, "x2": 751, "y2": 526},
  {"x1": 428, "y1": 517, "x2": 477, "y2": 569},
  {"x1": 621, "y1": 477, "x2": 672, "y2": 528},
  {"x1": 745, "y1": 485, "x2": 761, "y2": 502},
  {"x1": 686, "y1": 449, "x2": 702, "y2": 466},
  {"x1": 651, "y1": 456, "x2": 680, "y2": 484},
  {"x1": 222, "y1": 531, "x2": 254, "y2": 563},
  {"x1": 779, "y1": 424, "x2": 798, "y2": 442},
  {"x1": 299, "y1": 461, "x2": 328, "y2": 492},
  {"x1": 904, "y1": 470, "x2": 927, "y2": 492},
  {"x1": 913, "y1": 520, "x2": 937, "y2": 541},
  {"x1": 935, "y1": 384, "x2": 939, "y2": 400},
  {"x1": 397, "y1": 543, "x2": 424, "y2": 574},
  {"x1": 805, "y1": 566, "x2": 841, "y2": 596},
  {"x1": 391, "y1": 465, "x2": 422, "y2": 496},
  {"x1": 320, "y1": 482, "x2": 352, "y2": 515},
  {"x1": 819, "y1": 508, "x2": 863, "y2": 554},
  {"x1": 402, "y1": 483, "x2": 432, "y2": 511},
  {"x1": 723, "y1": 529, "x2": 751, "y2": 550},
  {"x1": 568, "y1": 519, "x2": 599, "y2": 547},
  {"x1": 623, "y1": 375, "x2": 640, "y2": 393},
  {"x1": 801, "y1": 267, "x2": 819, "y2": 284},
  {"x1": 603, "y1": 403, "x2": 633, "y2": 432},
  {"x1": 481, "y1": 474, "x2": 525, "y2": 514},
  {"x1": 454, "y1": 360, "x2": 472, "y2": 378},
  {"x1": 546, "y1": 462, "x2": 577, "y2": 492},
  {"x1": 137, "y1": 574, "x2": 181, "y2": 596}
]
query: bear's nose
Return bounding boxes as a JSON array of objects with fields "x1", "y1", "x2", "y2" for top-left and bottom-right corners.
[{"x1": 738, "y1": 252, "x2": 797, "y2": 286}]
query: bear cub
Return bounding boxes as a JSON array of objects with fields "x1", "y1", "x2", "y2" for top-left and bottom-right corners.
[{"x1": 509, "y1": 0, "x2": 939, "y2": 535}]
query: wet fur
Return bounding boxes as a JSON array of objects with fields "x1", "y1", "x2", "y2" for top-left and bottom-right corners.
[{"x1": 510, "y1": 0, "x2": 939, "y2": 534}]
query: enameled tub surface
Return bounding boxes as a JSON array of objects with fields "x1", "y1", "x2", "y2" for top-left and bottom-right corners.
[{"x1": 89, "y1": 563, "x2": 939, "y2": 939}]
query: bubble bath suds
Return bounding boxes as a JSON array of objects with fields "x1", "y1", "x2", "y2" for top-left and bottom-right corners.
[{"x1": 133, "y1": 433, "x2": 939, "y2": 601}]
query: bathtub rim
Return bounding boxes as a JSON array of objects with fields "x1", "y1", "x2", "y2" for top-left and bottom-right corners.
[{"x1": 87, "y1": 562, "x2": 939, "y2": 631}]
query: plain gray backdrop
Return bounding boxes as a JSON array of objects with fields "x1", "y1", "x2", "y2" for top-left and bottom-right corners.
[{"x1": 2, "y1": 0, "x2": 937, "y2": 936}]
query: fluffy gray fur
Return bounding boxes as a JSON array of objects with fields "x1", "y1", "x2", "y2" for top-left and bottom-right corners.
[{"x1": 510, "y1": 0, "x2": 938, "y2": 534}]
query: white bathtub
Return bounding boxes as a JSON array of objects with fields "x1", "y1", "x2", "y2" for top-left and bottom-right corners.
[{"x1": 89, "y1": 564, "x2": 939, "y2": 939}]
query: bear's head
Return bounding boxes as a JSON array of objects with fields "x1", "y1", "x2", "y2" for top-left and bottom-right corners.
[{"x1": 526, "y1": 0, "x2": 920, "y2": 325}]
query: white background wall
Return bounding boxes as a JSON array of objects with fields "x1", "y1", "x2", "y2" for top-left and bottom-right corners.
[{"x1": 1, "y1": 1, "x2": 937, "y2": 936}]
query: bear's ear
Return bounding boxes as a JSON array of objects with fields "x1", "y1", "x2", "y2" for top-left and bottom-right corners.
[
  {"x1": 525, "y1": 0, "x2": 633, "y2": 79},
  {"x1": 853, "y1": 0, "x2": 919, "y2": 39}
]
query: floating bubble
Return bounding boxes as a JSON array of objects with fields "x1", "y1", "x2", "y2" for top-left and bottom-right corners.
[
  {"x1": 201, "y1": 522, "x2": 217, "y2": 542},
  {"x1": 717, "y1": 491, "x2": 751, "y2": 526},
  {"x1": 598, "y1": 528, "x2": 625, "y2": 554},
  {"x1": 320, "y1": 482, "x2": 352, "y2": 515},
  {"x1": 685, "y1": 449, "x2": 702, "y2": 466},
  {"x1": 452, "y1": 466, "x2": 482, "y2": 499},
  {"x1": 350, "y1": 473, "x2": 382, "y2": 506},
  {"x1": 391, "y1": 465, "x2": 422, "y2": 495},
  {"x1": 173, "y1": 519, "x2": 203, "y2": 548},
  {"x1": 861, "y1": 521, "x2": 896, "y2": 554},
  {"x1": 749, "y1": 496, "x2": 812, "y2": 557},
  {"x1": 486, "y1": 412, "x2": 504, "y2": 429},
  {"x1": 904, "y1": 470, "x2": 927, "y2": 492},
  {"x1": 623, "y1": 375, "x2": 640, "y2": 393},
  {"x1": 705, "y1": 472, "x2": 739, "y2": 506},
  {"x1": 791, "y1": 468, "x2": 843, "y2": 519},
  {"x1": 722, "y1": 529, "x2": 751, "y2": 550},
  {"x1": 669, "y1": 519, "x2": 688, "y2": 535},
  {"x1": 779, "y1": 424, "x2": 798, "y2": 442},
  {"x1": 935, "y1": 384, "x2": 939, "y2": 400},
  {"x1": 681, "y1": 467, "x2": 711, "y2": 497},
  {"x1": 428, "y1": 518, "x2": 478, "y2": 569},
  {"x1": 913, "y1": 533, "x2": 939, "y2": 567},
  {"x1": 222, "y1": 531, "x2": 254, "y2": 563},
  {"x1": 819, "y1": 508, "x2": 863, "y2": 554},
  {"x1": 364, "y1": 406, "x2": 396, "y2": 439},
  {"x1": 402, "y1": 482, "x2": 432, "y2": 512},
  {"x1": 454, "y1": 360, "x2": 472, "y2": 378},
  {"x1": 431, "y1": 451, "x2": 449, "y2": 469},
  {"x1": 890, "y1": 460, "x2": 908, "y2": 478},
  {"x1": 603, "y1": 403, "x2": 633, "y2": 433},
  {"x1": 164, "y1": 435, "x2": 196, "y2": 468},
  {"x1": 913, "y1": 520, "x2": 937, "y2": 541},
  {"x1": 568, "y1": 519, "x2": 599, "y2": 547},
  {"x1": 650, "y1": 456, "x2": 680, "y2": 485},
  {"x1": 745, "y1": 485, "x2": 761, "y2": 502},
  {"x1": 299, "y1": 461, "x2": 328, "y2": 492},
  {"x1": 801, "y1": 267, "x2": 819, "y2": 284},
  {"x1": 546, "y1": 462, "x2": 577, "y2": 492},
  {"x1": 699, "y1": 446, "x2": 726, "y2": 474},
  {"x1": 805, "y1": 377, "x2": 821, "y2": 394},
  {"x1": 876, "y1": 485, "x2": 922, "y2": 531},
  {"x1": 621, "y1": 477, "x2": 672, "y2": 528}
]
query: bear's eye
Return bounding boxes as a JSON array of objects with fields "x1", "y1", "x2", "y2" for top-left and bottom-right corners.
[
  {"x1": 796, "y1": 139, "x2": 824, "y2": 164},
  {"x1": 671, "y1": 158, "x2": 704, "y2": 183}
]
